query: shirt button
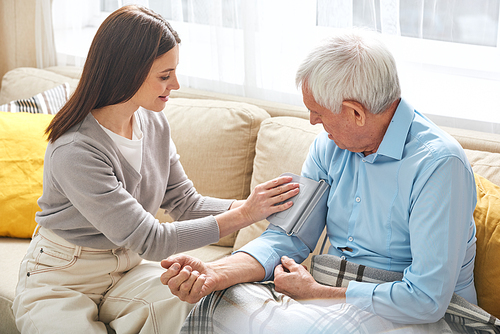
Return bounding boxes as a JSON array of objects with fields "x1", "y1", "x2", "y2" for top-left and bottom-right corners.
[
  {"x1": 348, "y1": 236, "x2": 353, "y2": 242},
  {"x1": 341, "y1": 256, "x2": 346, "y2": 260},
  {"x1": 355, "y1": 197, "x2": 361, "y2": 203}
]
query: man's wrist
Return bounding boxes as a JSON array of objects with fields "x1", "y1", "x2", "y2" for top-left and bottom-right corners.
[
  {"x1": 310, "y1": 283, "x2": 347, "y2": 300},
  {"x1": 324, "y1": 286, "x2": 347, "y2": 300},
  {"x1": 207, "y1": 253, "x2": 266, "y2": 291}
]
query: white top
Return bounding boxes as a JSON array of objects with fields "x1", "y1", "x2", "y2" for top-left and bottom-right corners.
[{"x1": 98, "y1": 112, "x2": 143, "y2": 173}]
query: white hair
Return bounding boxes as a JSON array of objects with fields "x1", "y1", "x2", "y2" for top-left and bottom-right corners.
[{"x1": 296, "y1": 29, "x2": 401, "y2": 115}]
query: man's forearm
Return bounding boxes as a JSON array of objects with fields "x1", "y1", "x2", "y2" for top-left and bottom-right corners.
[{"x1": 210, "y1": 252, "x2": 266, "y2": 291}]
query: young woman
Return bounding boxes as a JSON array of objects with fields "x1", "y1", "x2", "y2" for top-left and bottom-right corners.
[{"x1": 12, "y1": 5, "x2": 298, "y2": 333}]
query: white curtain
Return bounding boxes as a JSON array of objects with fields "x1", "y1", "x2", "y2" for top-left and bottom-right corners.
[
  {"x1": 35, "y1": 0, "x2": 57, "y2": 68},
  {"x1": 51, "y1": 0, "x2": 500, "y2": 133},
  {"x1": 314, "y1": 0, "x2": 500, "y2": 133},
  {"x1": 158, "y1": 0, "x2": 317, "y2": 106}
]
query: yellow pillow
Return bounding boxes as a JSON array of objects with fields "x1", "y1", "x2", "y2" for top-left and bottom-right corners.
[
  {"x1": 0, "y1": 112, "x2": 53, "y2": 238},
  {"x1": 473, "y1": 173, "x2": 500, "y2": 318}
]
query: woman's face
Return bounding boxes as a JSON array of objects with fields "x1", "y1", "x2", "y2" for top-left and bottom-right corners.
[{"x1": 131, "y1": 44, "x2": 180, "y2": 112}]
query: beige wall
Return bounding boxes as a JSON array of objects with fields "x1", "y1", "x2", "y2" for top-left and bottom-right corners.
[{"x1": 0, "y1": 0, "x2": 37, "y2": 89}]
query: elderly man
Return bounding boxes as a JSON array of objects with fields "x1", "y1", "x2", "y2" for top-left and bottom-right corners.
[{"x1": 160, "y1": 29, "x2": 478, "y2": 332}]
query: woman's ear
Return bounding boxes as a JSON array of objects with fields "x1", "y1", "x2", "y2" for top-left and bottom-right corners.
[{"x1": 342, "y1": 100, "x2": 367, "y2": 127}]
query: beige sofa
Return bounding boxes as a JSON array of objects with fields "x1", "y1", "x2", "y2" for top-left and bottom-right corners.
[{"x1": 1, "y1": 67, "x2": 500, "y2": 333}]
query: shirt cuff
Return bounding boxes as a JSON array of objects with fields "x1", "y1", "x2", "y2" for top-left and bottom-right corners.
[
  {"x1": 346, "y1": 280, "x2": 377, "y2": 313},
  {"x1": 234, "y1": 229, "x2": 311, "y2": 281},
  {"x1": 234, "y1": 240, "x2": 281, "y2": 281}
]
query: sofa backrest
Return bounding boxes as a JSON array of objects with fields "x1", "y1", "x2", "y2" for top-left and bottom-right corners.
[
  {"x1": 0, "y1": 67, "x2": 79, "y2": 104},
  {"x1": 157, "y1": 98, "x2": 270, "y2": 247},
  {"x1": 233, "y1": 117, "x2": 323, "y2": 251}
]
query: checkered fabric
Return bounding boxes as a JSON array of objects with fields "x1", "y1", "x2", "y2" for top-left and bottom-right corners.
[{"x1": 180, "y1": 255, "x2": 500, "y2": 334}]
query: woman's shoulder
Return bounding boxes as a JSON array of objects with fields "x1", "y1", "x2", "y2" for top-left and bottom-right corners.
[{"x1": 48, "y1": 114, "x2": 114, "y2": 159}]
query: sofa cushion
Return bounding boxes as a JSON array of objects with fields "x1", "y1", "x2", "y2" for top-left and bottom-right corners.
[
  {"x1": 157, "y1": 98, "x2": 270, "y2": 247},
  {"x1": 473, "y1": 173, "x2": 500, "y2": 319},
  {"x1": 443, "y1": 126, "x2": 500, "y2": 154},
  {"x1": 233, "y1": 117, "x2": 324, "y2": 250},
  {"x1": 0, "y1": 112, "x2": 53, "y2": 238},
  {"x1": 0, "y1": 83, "x2": 69, "y2": 114},
  {"x1": 0, "y1": 67, "x2": 79, "y2": 105},
  {"x1": 465, "y1": 149, "x2": 500, "y2": 186},
  {"x1": 0, "y1": 237, "x2": 31, "y2": 334},
  {"x1": 0, "y1": 237, "x2": 31, "y2": 301}
]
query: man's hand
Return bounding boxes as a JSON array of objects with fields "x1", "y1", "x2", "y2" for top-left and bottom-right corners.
[
  {"x1": 161, "y1": 252, "x2": 266, "y2": 304},
  {"x1": 160, "y1": 254, "x2": 219, "y2": 304},
  {"x1": 274, "y1": 256, "x2": 319, "y2": 300},
  {"x1": 274, "y1": 256, "x2": 347, "y2": 301}
]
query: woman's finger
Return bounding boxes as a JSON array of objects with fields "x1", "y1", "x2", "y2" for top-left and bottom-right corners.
[
  {"x1": 270, "y1": 182, "x2": 300, "y2": 198},
  {"x1": 271, "y1": 186, "x2": 299, "y2": 203},
  {"x1": 258, "y1": 175, "x2": 293, "y2": 190}
]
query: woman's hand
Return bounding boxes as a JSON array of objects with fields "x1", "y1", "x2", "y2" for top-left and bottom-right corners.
[
  {"x1": 217, "y1": 175, "x2": 299, "y2": 238},
  {"x1": 239, "y1": 175, "x2": 300, "y2": 223}
]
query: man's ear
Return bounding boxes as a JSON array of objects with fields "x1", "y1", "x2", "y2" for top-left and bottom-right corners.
[{"x1": 342, "y1": 100, "x2": 367, "y2": 126}]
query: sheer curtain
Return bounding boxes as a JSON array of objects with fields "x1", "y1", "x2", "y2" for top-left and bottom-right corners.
[
  {"x1": 316, "y1": 0, "x2": 500, "y2": 132},
  {"x1": 35, "y1": 0, "x2": 57, "y2": 68},
  {"x1": 154, "y1": 0, "x2": 318, "y2": 106},
  {"x1": 50, "y1": 0, "x2": 500, "y2": 133}
]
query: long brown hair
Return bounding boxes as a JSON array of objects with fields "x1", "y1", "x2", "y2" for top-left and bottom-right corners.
[{"x1": 46, "y1": 5, "x2": 181, "y2": 142}]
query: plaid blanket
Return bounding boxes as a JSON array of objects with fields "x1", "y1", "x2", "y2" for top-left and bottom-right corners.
[{"x1": 180, "y1": 255, "x2": 500, "y2": 334}]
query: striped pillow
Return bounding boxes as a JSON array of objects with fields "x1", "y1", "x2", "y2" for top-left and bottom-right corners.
[{"x1": 0, "y1": 83, "x2": 69, "y2": 114}]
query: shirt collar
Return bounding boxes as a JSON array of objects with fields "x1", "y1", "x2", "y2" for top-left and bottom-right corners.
[{"x1": 365, "y1": 98, "x2": 415, "y2": 162}]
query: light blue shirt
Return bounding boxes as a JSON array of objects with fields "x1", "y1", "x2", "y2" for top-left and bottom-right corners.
[{"x1": 237, "y1": 98, "x2": 477, "y2": 324}]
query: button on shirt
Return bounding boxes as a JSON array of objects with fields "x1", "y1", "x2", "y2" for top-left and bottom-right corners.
[{"x1": 237, "y1": 98, "x2": 477, "y2": 324}]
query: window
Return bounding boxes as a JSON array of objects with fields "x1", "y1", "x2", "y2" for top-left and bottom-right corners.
[
  {"x1": 52, "y1": 0, "x2": 500, "y2": 133},
  {"x1": 318, "y1": 0, "x2": 499, "y2": 47}
]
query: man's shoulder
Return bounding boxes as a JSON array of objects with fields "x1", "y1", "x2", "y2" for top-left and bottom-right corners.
[{"x1": 408, "y1": 112, "x2": 468, "y2": 163}]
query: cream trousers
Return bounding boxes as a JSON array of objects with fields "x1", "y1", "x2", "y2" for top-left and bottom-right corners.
[{"x1": 13, "y1": 227, "x2": 194, "y2": 334}]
